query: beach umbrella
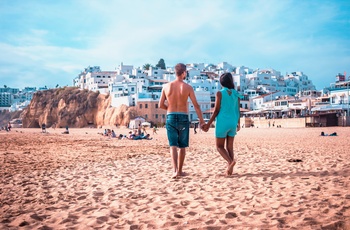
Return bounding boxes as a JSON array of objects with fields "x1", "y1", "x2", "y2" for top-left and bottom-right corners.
[{"x1": 141, "y1": 122, "x2": 151, "y2": 126}]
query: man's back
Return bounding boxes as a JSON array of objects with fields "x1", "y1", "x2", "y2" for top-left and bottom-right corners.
[{"x1": 163, "y1": 80, "x2": 191, "y2": 113}]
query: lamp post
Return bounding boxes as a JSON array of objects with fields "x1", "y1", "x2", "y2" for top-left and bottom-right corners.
[
  {"x1": 270, "y1": 92, "x2": 273, "y2": 119},
  {"x1": 347, "y1": 81, "x2": 349, "y2": 117}
]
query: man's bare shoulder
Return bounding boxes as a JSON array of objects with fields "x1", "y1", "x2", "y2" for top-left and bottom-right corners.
[{"x1": 184, "y1": 82, "x2": 194, "y2": 92}]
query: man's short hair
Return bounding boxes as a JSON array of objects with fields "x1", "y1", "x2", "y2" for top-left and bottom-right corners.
[{"x1": 175, "y1": 63, "x2": 186, "y2": 76}]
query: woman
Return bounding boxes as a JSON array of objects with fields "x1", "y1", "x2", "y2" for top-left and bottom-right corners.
[{"x1": 203, "y1": 73, "x2": 243, "y2": 175}]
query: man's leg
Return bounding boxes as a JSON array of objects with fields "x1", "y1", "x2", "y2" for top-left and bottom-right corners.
[
  {"x1": 170, "y1": 146, "x2": 178, "y2": 178},
  {"x1": 177, "y1": 148, "x2": 186, "y2": 176}
]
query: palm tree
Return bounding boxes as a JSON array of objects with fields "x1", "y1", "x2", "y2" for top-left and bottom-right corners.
[{"x1": 143, "y1": 63, "x2": 151, "y2": 70}]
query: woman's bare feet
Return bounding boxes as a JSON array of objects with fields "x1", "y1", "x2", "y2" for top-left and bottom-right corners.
[
  {"x1": 225, "y1": 163, "x2": 231, "y2": 176},
  {"x1": 227, "y1": 160, "x2": 236, "y2": 175}
]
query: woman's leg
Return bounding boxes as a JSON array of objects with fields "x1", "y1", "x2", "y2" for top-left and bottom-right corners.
[
  {"x1": 216, "y1": 137, "x2": 233, "y2": 175},
  {"x1": 226, "y1": 136, "x2": 235, "y2": 161},
  {"x1": 226, "y1": 136, "x2": 236, "y2": 175},
  {"x1": 216, "y1": 137, "x2": 231, "y2": 163}
]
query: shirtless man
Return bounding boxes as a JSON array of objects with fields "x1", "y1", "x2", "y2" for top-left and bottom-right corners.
[{"x1": 159, "y1": 63, "x2": 205, "y2": 178}]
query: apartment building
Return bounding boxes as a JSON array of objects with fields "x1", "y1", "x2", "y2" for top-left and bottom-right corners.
[{"x1": 0, "y1": 92, "x2": 13, "y2": 109}]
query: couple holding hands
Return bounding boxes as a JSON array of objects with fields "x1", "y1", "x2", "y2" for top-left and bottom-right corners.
[{"x1": 159, "y1": 63, "x2": 242, "y2": 178}]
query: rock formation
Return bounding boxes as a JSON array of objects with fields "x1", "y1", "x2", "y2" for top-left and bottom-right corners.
[{"x1": 21, "y1": 87, "x2": 138, "y2": 128}]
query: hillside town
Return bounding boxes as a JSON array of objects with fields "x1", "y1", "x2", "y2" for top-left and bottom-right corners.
[{"x1": 1, "y1": 61, "x2": 349, "y2": 127}]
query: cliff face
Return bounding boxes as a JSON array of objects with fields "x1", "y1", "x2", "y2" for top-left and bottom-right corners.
[
  {"x1": 21, "y1": 87, "x2": 138, "y2": 128},
  {"x1": 0, "y1": 110, "x2": 22, "y2": 127}
]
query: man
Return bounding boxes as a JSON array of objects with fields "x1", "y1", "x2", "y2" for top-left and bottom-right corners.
[{"x1": 159, "y1": 63, "x2": 205, "y2": 178}]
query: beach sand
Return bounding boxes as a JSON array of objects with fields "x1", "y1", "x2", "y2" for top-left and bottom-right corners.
[{"x1": 1, "y1": 126, "x2": 350, "y2": 229}]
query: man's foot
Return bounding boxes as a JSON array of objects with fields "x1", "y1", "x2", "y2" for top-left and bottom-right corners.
[
  {"x1": 176, "y1": 171, "x2": 186, "y2": 177},
  {"x1": 172, "y1": 172, "x2": 178, "y2": 179}
]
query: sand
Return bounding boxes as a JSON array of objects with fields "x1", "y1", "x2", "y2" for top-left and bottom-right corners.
[{"x1": 1, "y1": 126, "x2": 350, "y2": 230}]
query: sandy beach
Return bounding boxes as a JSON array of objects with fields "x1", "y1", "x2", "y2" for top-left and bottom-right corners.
[{"x1": 1, "y1": 126, "x2": 350, "y2": 229}]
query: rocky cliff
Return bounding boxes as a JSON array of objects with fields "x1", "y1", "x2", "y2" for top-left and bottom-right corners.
[
  {"x1": 21, "y1": 87, "x2": 138, "y2": 128},
  {"x1": 0, "y1": 110, "x2": 22, "y2": 127}
]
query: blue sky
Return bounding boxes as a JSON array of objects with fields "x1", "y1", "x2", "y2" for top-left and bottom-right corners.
[{"x1": 0, "y1": 0, "x2": 349, "y2": 90}]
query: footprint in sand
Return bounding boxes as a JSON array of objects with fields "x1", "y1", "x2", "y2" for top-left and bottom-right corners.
[
  {"x1": 30, "y1": 213, "x2": 47, "y2": 221},
  {"x1": 225, "y1": 212, "x2": 238, "y2": 219}
]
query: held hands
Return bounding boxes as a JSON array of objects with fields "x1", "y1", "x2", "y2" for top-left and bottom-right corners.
[{"x1": 201, "y1": 122, "x2": 210, "y2": 132}]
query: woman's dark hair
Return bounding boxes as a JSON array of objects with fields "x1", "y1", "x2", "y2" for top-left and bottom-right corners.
[{"x1": 220, "y1": 72, "x2": 235, "y2": 89}]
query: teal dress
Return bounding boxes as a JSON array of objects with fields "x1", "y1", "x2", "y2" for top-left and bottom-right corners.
[{"x1": 215, "y1": 87, "x2": 243, "y2": 138}]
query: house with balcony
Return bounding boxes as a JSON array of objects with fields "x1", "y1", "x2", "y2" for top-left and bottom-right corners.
[{"x1": 313, "y1": 77, "x2": 350, "y2": 116}]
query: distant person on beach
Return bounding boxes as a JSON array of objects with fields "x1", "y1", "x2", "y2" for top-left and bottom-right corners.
[
  {"x1": 128, "y1": 130, "x2": 135, "y2": 139},
  {"x1": 7, "y1": 122, "x2": 12, "y2": 131},
  {"x1": 142, "y1": 125, "x2": 147, "y2": 134},
  {"x1": 62, "y1": 126, "x2": 69, "y2": 134},
  {"x1": 320, "y1": 131, "x2": 337, "y2": 136},
  {"x1": 159, "y1": 63, "x2": 205, "y2": 179},
  {"x1": 153, "y1": 126, "x2": 158, "y2": 135},
  {"x1": 138, "y1": 124, "x2": 142, "y2": 136},
  {"x1": 202, "y1": 72, "x2": 243, "y2": 176},
  {"x1": 41, "y1": 123, "x2": 46, "y2": 133},
  {"x1": 194, "y1": 122, "x2": 198, "y2": 134},
  {"x1": 133, "y1": 133, "x2": 153, "y2": 140}
]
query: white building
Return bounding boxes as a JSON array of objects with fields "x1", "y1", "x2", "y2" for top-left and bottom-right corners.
[
  {"x1": 84, "y1": 71, "x2": 118, "y2": 93},
  {"x1": 318, "y1": 79, "x2": 350, "y2": 115},
  {"x1": 250, "y1": 91, "x2": 285, "y2": 111},
  {"x1": 74, "y1": 66, "x2": 101, "y2": 89},
  {"x1": 188, "y1": 90, "x2": 211, "y2": 121},
  {"x1": 0, "y1": 92, "x2": 13, "y2": 109},
  {"x1": 73, "y1": 61, "x2": 320, "y2": 121}
]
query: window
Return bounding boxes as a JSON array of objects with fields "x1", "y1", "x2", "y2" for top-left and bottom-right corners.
[
  {"x1": 155, "y1": 114, "x2": 158, "y2": 119},
  {"x1": 139, "y1": 104, "x2": 142, "y2": 109},
  {"x1": 145, "y1": 114, "x2": 148, "y2": 119},
  {"x1": 145, "y1": 104, "x2": 148, "y2": 108},
  {"x1": 162, "y1": 114, "x2": 165, "y2": 119},
  {"x1": 131, "y1": 87, "x2": 134, "y2": 92},
  {"x1": 155, "y1": 104, "x2": 158, "y2": 108}
]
